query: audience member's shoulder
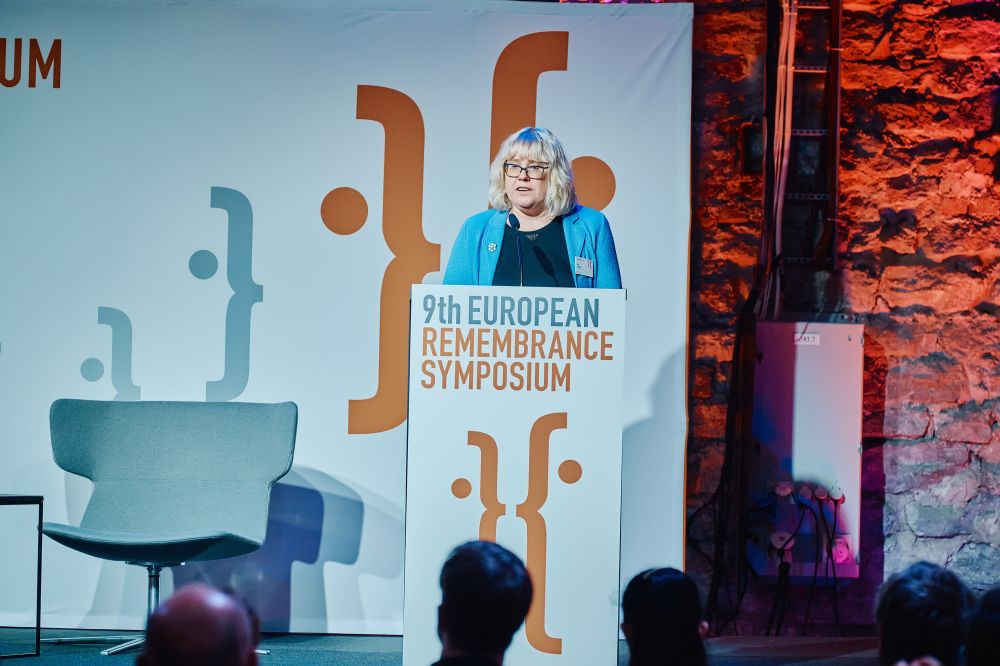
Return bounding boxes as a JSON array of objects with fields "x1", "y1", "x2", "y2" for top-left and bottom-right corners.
[
  {"x1": 430, "y1": 657, "x2": 498, "y2": 666},
  {"x1": 966, "y1": 586, "x2": 1000, "y2": 666},
  {"x1": 876, "y1": 561, "x2": 973, "y2": 666}
]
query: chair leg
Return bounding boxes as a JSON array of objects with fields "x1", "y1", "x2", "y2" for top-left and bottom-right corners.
[
  {"x1": 94, "y1": 564, "x2": 161, "y2": 655},
  {"x1": 146, "y1": 564, "x2": 162, "y2": 619},
  {"x1": 42, "y1": 564, "x2": 165, "y2": 655},
  {"x1": 42, "y1": 635, "x2": 136, "y2": 645},
  {"x1": 101, "y1": 636, "x2": 145, "y2": 656}
]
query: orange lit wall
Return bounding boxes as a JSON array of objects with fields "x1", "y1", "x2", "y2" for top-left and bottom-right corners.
[{"x1": 679, "y1": 0, "x2": 1000, "y2": 630}]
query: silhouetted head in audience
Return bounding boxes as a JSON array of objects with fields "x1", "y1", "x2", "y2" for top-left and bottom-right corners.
[
  {"x1": 875, "y1": 561, "x2": 973, "y2": 666},
  {"x1": 137, "y1": 583, "x2": 257, "y2": 666},
  {"x1": 622, "y1": 567, "x2": 708, "y2": 666},
  {"x1": 966, "y1": 586, "x2": 1000, "y2": 666},
  {"x1": 436, "y1": 540, "x2": 533, "y2": 665}
]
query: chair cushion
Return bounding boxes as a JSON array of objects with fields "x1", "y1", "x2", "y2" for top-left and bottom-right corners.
[{"x1": 42, "y1": 522, "x2": 260, "y2": 564}]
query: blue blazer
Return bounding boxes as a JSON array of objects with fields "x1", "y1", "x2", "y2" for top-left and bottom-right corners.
[{"x1": 443, "y1": 205, "x2": 622, "y2": 288}]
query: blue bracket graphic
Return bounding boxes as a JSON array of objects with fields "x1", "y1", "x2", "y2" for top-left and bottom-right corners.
[
  {"x1": 205, "y1": 186, "x2": 263, "y2": 401},
  {"x1": 94, "y1": 306, "x2": 141, "y2": 401}
]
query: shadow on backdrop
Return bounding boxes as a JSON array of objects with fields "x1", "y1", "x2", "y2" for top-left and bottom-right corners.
[
  {"x1": 621, "y1": 349, "x2": 687, "y2": 579},
  {"x1": 170, "y1": 467, "x2": 363, "y2": 632}
]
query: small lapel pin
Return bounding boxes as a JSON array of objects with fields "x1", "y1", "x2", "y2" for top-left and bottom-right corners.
[{"x1": 487, "y1": 242, "x2": 497, "y2": 252}]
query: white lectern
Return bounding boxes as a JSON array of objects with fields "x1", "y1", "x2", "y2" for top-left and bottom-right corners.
[{"x1": 403, "y1": 284, "x2": 626, "y2": 665}]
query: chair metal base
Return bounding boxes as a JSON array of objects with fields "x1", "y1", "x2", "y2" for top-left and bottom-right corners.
[
  {"x1": 41, "y1": 634, "x2": 144, "y2": 655},
  {"x1": 102, "y1": 636, "x2": 145, "y2": 656},
  {"x1": 39, "y1": 564, "x2": 270, "y2": 657},
  {"x1": 42, "y1": 635, "x2": 271, "y2": 657},
  {"x1": 40, "y1": 563, "x2": 166, "y2": 656},
  {"x1": 42, "y1": 635, "x2": 269, "y2": 657}
]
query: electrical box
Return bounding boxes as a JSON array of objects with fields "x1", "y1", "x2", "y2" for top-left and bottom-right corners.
[{"x1": 747, "y1": 321, "x2": 863, "y2": 580}]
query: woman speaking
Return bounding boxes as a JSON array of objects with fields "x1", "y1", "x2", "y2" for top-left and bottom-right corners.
[{"x1": 443, "y1": 127, "x2": 622, "y2": 289}]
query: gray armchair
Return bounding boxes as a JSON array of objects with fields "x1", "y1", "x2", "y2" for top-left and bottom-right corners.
[{"x1": 42, "y1": 399, "x2": 297, "y2": 655}]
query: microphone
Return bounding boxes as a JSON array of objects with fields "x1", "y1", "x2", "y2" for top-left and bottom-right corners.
[{"x1": 508, "y1": 213, "x2": 524, "y2": 286}]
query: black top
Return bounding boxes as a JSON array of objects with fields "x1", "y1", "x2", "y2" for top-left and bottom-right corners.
[{"x1": 491, "y1": 215, "x2": 575, "y2": 288}]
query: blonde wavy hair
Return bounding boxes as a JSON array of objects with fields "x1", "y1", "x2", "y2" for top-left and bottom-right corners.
[{"x1": 487, "y1": 127, "x2": 577, "y2": 216}]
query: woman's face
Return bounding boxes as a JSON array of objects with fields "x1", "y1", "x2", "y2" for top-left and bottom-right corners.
[{"x1": 503, "y1": 155, "x2": 549, "y2": 218}]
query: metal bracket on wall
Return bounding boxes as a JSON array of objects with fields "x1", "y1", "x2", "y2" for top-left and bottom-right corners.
[{"x1": 763, "y1": 0, "x2": 844, "y2": 315}]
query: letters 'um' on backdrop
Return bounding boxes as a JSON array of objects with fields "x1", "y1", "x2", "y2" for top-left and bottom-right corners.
[{"x1": 0, "y1": 0, "x2": 693, "y2": 634}]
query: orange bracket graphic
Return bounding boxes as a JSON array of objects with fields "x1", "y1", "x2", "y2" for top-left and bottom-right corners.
[
  {"x1": 516, "y1": 411, "x2": 569, "y2": 655},
  {"x1": 338, "y1": 85, "x2": 441, "y2": 434}
]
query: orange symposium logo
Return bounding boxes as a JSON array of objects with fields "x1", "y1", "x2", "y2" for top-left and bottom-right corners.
[
  {"x1": 450, "y1": 412, "x2": 582, "y2": 655},
  {"x1": 322, "y1": 31, "x2": 617, "y2": 435},
  {"x1": 1, "y1": 38, "x2": 61, "y2": 88}
]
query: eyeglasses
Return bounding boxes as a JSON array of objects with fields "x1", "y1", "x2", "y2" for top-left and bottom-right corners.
[{"x1": 504, "y1": 163, "x2": 549, "y2": 179}]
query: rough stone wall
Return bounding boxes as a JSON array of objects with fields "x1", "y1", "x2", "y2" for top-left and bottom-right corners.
[
  {"x1": 685, "y1": 0, "x2": 772, "y2": 630},
  {"x1": 687, "y1": 0, "x2": 765, "y2": 517},
  {"x1": 684, "y1": 0, "x2": 1000, "y2": 631},
  {"x1": 839, "y1": 0, "x2": 1000, "y2": 590},
  {"x1": 578, "y1": 0, "x2": 1000, "y2": 629}
]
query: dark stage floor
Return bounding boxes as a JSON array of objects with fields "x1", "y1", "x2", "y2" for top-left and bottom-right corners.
[{"x1": 13, "y1": 630, "x2": 879, "y2": 665}]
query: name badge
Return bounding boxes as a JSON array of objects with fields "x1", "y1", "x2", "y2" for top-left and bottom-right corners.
[{"x1": 574, "y1": 257, "x2": 594, "y2": 278}]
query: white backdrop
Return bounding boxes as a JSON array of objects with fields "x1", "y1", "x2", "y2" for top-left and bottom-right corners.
[{"x1": 0, "y1": 0, "x2": 692, "y2": 633}]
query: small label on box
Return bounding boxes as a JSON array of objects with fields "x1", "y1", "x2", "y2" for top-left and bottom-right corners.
[{"x1": 794, "y1": 332, "x2": 821, "y2": 346}]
